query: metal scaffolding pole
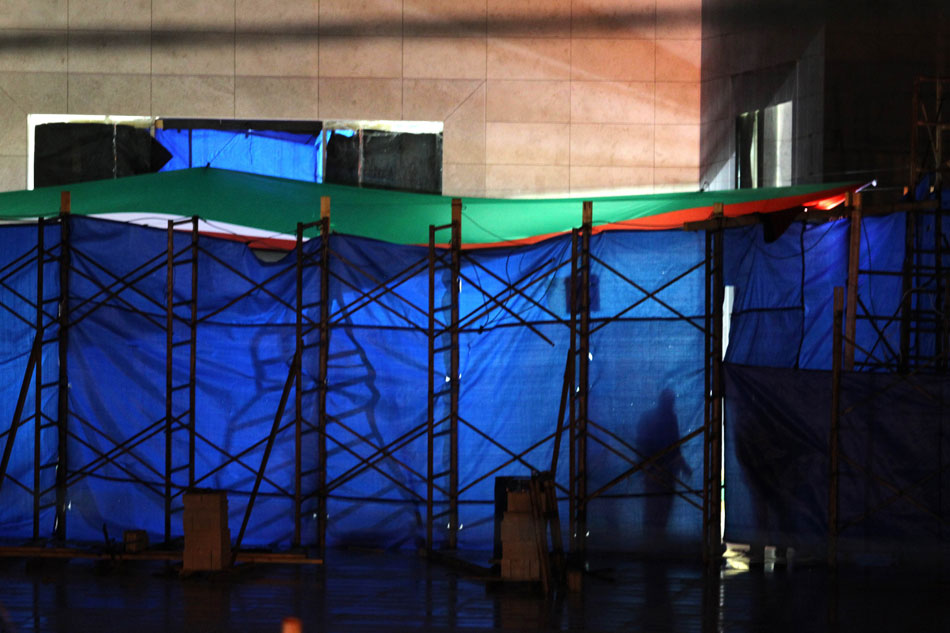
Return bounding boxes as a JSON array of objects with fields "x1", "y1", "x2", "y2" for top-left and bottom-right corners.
[
  {"x1": 702, "y1": 229, "x2": 712, "y2": 565},
  {"x1": 318, "y1": 197, "x2": 330, "y2": 555},
  {"x1": 29, "y1": 214, "x2": 66, "y2": 540},
  {"x1": 702, "y1": 214, "x2": 722, "y2": 633},
  {"x1": 427, "y1": 223, "x2": 436, "y2": 554},
  {"x1": 550, "y1": 316, "x2": 575, "y2": 478},
  {"x1": 165, "y1": 217, "x2": 198, "y2": 544},
  {"x1": 704, "y1": 203, "x2": 724, "y2": 566},
  {"x1": 844, "y1": 194, "x2": 862, "y2": 371},
  {"x1": 426, "y1": 199, "x2": 461, "y2": 552},
  {"x1": 293, "y1": 199, "x2": 331, "y2": 551},
  {"x1": 165, "y1": 221, "x2": 174, "y2": 543},
  {"x1": 900, "y1": 207, "x2": 914, "y2": 373},
  {"x1": 711, "y1": 217, "x2": 723, "y2": 566},
  {"x1": 900, "y1": 77, "x2": 950, "y2": 373},
  {"x1": 294, "y1": 222, "x2": 304, "y2": 548},
  {"x1": 187, "y1": 218, "x2": 198, "y2": 489},
  {"x1": 0, "y1": 337, "x2": 39, "y2": 498},
  {"x1": 569, "y1": 229, "x2": 578, "y2": 551},
  {"x1": 232, "y1": 352, "x2": 299, "y2": 564},
  {"x1": 574, "y1": 202, "x2": 592, "y2": 556},
  {"x1": 34, "y1": 218, "x2": 45, "y2": 541},
  {"x1": 449, "y1": 198, "x2": 461, "y2": 549},
  {"x1": 54, "y1": 194, "x2": 70, "y2": 542}
]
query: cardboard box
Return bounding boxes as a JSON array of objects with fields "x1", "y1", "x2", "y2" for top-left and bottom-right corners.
[
  {"x1": 183, "y1": 546, "x2": 211, "y2": 571},
  {"x1": 501, "y1": 557, "x2": 539, "y2": 581},
  {"x1": 507, "y1": 490, "x2": 532, "y2": 513},
  {"x1": 184, "y1": 506, "x2": 228, "y2": 522},
  {"x1": 502, "y1": 539, "x2": 536, "y2": 560},
  {"x1": 182, "y1": 490, "x2": 231, "y2": 571},
  {"x1": 183, "y1": 490, "x2": 228, "y2": 516},
  {"x1": 184, "y1": 538, "x2": 231, "y2": 571},
  {"x1": 186, "y1": 527, "x2": 230, "y2": 549},
  {"x1": 500, "y1": 512, "x2": 537, "y2": 543},
  {"x1": 209, "y1": 544, "x2": 230, "y2": 571}
]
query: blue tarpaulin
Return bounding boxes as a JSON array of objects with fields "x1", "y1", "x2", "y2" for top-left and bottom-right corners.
[
  {"x1": 0, "y1": 223, "x2": 60, "y2": 537},
  {"x1": 724, "y1": 213, "x2": 906, "y2": 370},
  {"x1": 2, "y1": 202, "x2": 946, "y2": 556},
  {"x1": 156, "y1": 128, "x2": 323, "y2": 182},
  {"x1": 722, "y1": 210, "x2": 950, "y2": 557},
  {"x1": 0, "y1": 217, "x2": 706, "y2": 551}
]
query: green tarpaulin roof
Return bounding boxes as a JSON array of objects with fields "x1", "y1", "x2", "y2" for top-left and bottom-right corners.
[{"x1": 0, "y1": 168, "x2": 859, "y2": 248}]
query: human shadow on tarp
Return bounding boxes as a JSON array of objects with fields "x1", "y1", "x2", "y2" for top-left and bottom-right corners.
[
  {"x1": 314, "y1": 250, "x2": 432, "y2": 549},
  {"x1": 636, "y1": 389, "x2": 692, "y2": 544}
]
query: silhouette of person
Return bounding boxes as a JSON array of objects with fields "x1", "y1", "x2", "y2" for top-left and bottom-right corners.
[{"x1": 637, "y1": 389, "x2": 692, "y2": 541}]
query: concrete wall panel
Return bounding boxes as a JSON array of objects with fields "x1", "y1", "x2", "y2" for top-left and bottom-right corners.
[{"x1": 0, "y1": 0, "x2": 701, "y2": 195}]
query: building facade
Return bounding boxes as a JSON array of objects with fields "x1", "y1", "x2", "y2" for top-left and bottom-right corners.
[{"x1": 0, "y1": 0, "x2": 702, "y2": 197}]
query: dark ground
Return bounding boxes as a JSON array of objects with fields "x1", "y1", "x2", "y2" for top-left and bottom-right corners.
[{"x1": 1, "y1": 548, "x2": 950, "y2": 632}]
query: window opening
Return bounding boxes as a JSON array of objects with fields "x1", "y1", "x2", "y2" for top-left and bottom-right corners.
[
  {"x1": 736, "y1": 101, "x2": 792, "y2": 189},
  {"x1": 28, "y1": 115, "x2": 443, "y2": 194}
]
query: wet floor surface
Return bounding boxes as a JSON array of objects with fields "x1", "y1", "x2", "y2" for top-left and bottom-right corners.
[{"x1": 1, "y1": 550, "x2": 950, "y2": 633}]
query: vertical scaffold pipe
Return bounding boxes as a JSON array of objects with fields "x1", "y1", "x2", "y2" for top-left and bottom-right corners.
[
  {"x1": 703, "y1": 229, "x2": 712, "y2": 565},
  {"x1": 577, "y1": 201, "x2": 592, "y2": 556},
  {"x1": 294, "y1": 221, "x2": 304, "y2": 548},
  {"x1": 164, "y1": 219, "x2": 175, "y2": 544},
  {"x1": 449, "y1": 198, "x2": 461, "y2": 549},
  {"x1": 711, "y1": 213, "x2": 724, "y2": 565},
  {"x1": 188, "y1": 217, "x2": 198, "y2": 489},
  {"x1": 705, "y1": 203, "x2": 724, "y2": 566},
  {"x1": 844, "y1": 193, "x2": 861, "y2": 371},
  {"x1": 318, "y1": 197, "x2": 331, "y2": 555},
  {"x1": 900, "y1": 210, "x2": 915, "y2": 372},
  {"x1": 427, "y1": 224, "x2": 436, "y2": 553},
  {"x1": 569, "y1": 229, "x2": 578, "y2": 553},
  {"x1": 34, "y1": 218, "x2": 45, "y2": 541},
  {"x1": 54, "y1": 194, "x2": 70, "y2": 542}
]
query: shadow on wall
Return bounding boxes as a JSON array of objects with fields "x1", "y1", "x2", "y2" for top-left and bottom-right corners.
[{"x1": 1, "y1": 7, "x2": 718, "y2": 46}]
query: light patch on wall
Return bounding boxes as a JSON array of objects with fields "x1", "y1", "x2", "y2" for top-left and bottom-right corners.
[
  {"x1": 736, "y1": 101, "x2": 793, "y2": 189},
  {"x1": 762, "y1": 101, "x2": 792, "y2": 188},
  {"x1": 322, "y1": 119, "x2": 442, "y2": 135}
]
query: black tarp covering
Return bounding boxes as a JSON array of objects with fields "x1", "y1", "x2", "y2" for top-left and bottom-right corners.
[
  {"x1": 325, "y1": 130, "x2": 442, "y2": 194},
  {"x1": 34, "y1": 123, "x2": 171, "y2": 187},
  {"x1": 725, "y1": 363, "x2": 950, "y2": 560}
]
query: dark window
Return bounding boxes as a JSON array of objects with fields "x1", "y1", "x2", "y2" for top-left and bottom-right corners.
[
  {"x1": 324, "y1": 129, "x2": 442, "y2": 194},
  {"x1": 33, "y1": 118, "x2": 443, "y2": 194},
  {"x1": 33, "y1": 122, "x2": 171, "y2": 188}
]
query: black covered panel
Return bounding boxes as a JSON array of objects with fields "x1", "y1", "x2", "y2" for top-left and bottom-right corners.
[
  {"x1": 34, "y1": 123, "x2": 171, "y2": 187},
  {"x1": 325, "y1": 129, "x2": 442, "y2": 194},
  {"x1": 725, "y1": 363, "x2": 950, "y2": 560}
]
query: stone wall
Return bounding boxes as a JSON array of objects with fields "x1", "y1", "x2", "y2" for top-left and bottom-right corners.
[{"x1": 0, "y1": 0, "x2": 701, "y2": 196}]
